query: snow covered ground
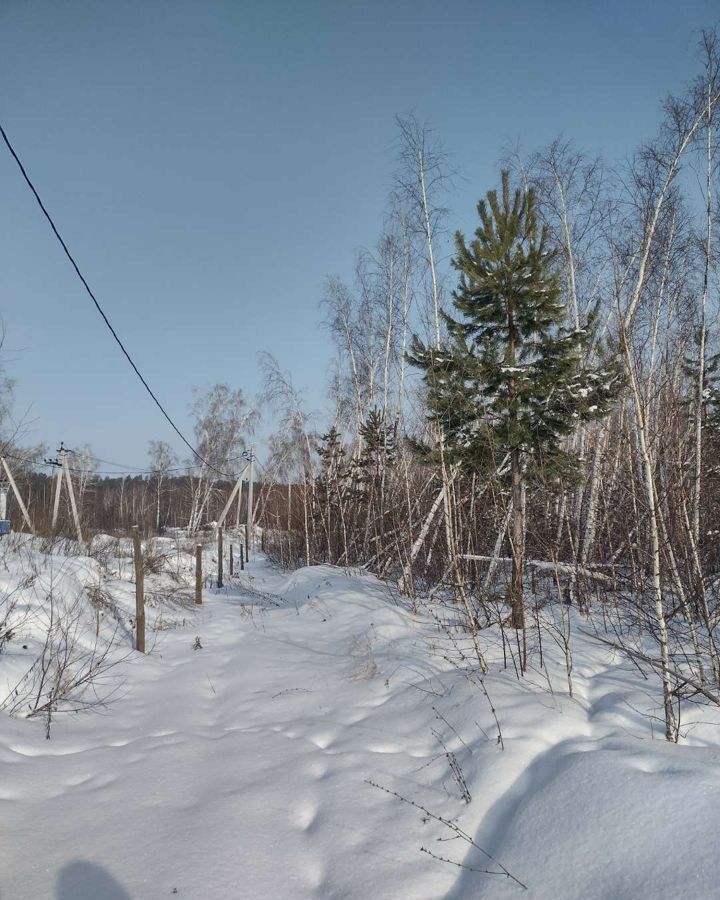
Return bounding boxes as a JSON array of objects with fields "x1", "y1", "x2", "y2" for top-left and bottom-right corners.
[{"x1": 2, "y1": 534, "x2": 720, "y2": 899}]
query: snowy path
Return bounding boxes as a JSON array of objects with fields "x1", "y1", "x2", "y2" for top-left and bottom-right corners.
[
  {"x1": 3, "y1": 550, "x2": 720, "y2": 899},
  {"x1": 2, "y1": 557, "x2": 460, "y2": 899}
]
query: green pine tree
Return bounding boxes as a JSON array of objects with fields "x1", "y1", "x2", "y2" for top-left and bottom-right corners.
[{"x1": 409, "y1": 171, "x2": 619, "y2": 631}]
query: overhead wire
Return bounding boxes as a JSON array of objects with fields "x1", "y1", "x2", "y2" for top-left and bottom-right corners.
[
  {"x1": 0, "y1": 448, "x2": 251, "y2": 479},
  {"x1": 0, "y1": 121, "x2": 236, "y2": 479},
  {"x1": 68, "y1": 448, "x2": 251, "y2": 477}
]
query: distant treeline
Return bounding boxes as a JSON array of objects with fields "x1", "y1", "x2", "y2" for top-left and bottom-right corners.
[{"x1": 5, "y1": 472, "x2": 282, "y2": 539}]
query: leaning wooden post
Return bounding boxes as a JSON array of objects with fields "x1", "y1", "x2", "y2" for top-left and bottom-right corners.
[
  {"x1": 217, "y1": 526, "x2": 224, "y2": 588},
  {"x1": 195, "y1": 544, "x2": 202, "y2": 605},
  {"x1": 229, "y1": 543, "x2": 234, "y2": 577},
  {"x1": 132, "y1": 526, "x2": 145, "y2": 653}
]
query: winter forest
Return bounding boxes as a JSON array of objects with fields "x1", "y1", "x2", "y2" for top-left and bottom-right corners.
[{"x1": 3, "y1": 15, "x2": 720, "y2": 900}]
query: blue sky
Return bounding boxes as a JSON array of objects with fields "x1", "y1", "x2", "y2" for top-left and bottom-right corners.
[{"x1": 0, "y1": 0, "x2": 717, "y2": 468}]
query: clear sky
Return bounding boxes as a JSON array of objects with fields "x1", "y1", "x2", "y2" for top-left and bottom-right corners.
[{"x1": 1, "y1": 0, "x2": 717, "y2": 469}]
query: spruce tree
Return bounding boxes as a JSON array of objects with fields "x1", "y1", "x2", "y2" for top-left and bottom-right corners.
[
  {"x1": 409, "y1": 171, "x2": 618, "y2": 631},
  {"x1": 350, "y1": 408, "x2": 397, "y2": 558},
  {"x1": 357, "y1": 409, "x2": 396, "y2": 481},
  {"x1": 316, "y1": 426, "x2": 346, "y2": 562}
]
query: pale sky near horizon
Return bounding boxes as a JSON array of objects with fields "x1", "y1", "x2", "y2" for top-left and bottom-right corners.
[{"x1": 1, "y1": 0, "x2": 718, "y2": 471}]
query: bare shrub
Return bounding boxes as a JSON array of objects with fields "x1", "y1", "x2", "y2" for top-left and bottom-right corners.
[
  {"x1": 2, "y1": 582, "x2": 127, "y2": 737},
  {"x1": 142, "y1": 539, "x2": 167, "y2": 575}
]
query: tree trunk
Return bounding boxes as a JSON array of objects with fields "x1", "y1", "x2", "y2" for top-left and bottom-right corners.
[{"x1": 510, "y1": 448, "x2": 525, "y2": 631}]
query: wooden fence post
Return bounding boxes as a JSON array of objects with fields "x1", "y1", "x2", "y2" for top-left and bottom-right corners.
[
  {"x1": 217, "y1": 526, "x2": 224, "y2": 589},
  {"x1": 245, "y1": 449, "x2": 254, "y2": 562},
  {"x1": 240, "y1": 543, "x2": 245, "y2": 571},
  {"x1": 229, "y1": 543, "x2": 234, "y2": 577},
  {"x1": 132, "y1": 526, "x2": 145, "y2": 653},
  {"x1": 195, "y1": 544, "x2": 202, "y2": 605}
]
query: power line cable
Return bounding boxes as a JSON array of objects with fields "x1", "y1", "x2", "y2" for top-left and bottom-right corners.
[
  {"x1": 0, "y1": 447, "x2": 251, "y2": 479},
  {"x1": 66, "y1": 447, "x2": 251, "y2": 477},
  {"x1": 0, "y1": 121, "x2": 233, "y2": 478}
]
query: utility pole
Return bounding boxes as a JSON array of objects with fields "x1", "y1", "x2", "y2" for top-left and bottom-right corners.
[
  {"x1": 0, "y1": 457, "x2": 35, "y2": 534},
  {"x1": 48, "y1": 443, "x2": 83, "y2": 545},
  {"x1": 215, "y1": 462, "x2": 249, "y2": 532},
  {"x1": 62, "y1": 450, "x2": 83, "y2": 546},
  {"x1": 235, "y1": 478, "x2": 243, "y2": 531},
  {"x1": 51, "y1": 447, "x2": 64, "y2": 530}
]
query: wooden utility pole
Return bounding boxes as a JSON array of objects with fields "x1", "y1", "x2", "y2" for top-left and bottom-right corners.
[
  {"x1": 195, "y1": 544, "x2": 202, "y2": 605},
  {"x1": 217, "y1": 526, "x2": 224, "y2": 589},
  {"x1": 132, "y1": 526, "x2": 145, "y2": 653},
  {"x1": 245, "y1": 448, "x2": 254, "y2": 562}
]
